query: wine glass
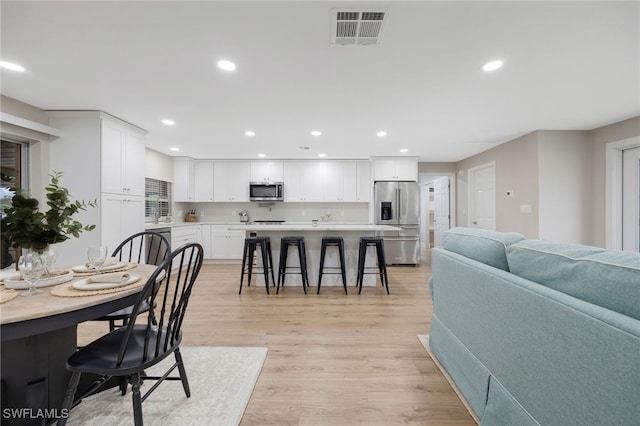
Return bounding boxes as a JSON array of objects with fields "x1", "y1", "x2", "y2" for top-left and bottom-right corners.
[
  {"x1": 41, "y1": 246, "x2": 58, "y2": 276},
  {"x1": 18, "y1": 253, "x2": 46, "y2": 296},
  {"x1": 87, "y1": 246, "x2": 108, "y2": 274}
]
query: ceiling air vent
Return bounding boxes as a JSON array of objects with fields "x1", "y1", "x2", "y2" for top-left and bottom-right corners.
[{"x1": 331, "y1": 8, "x2": 390, "y2": 46}]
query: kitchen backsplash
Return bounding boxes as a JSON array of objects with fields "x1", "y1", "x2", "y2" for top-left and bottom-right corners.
[{"x1": 174, "y1": 201, "x2": 370, "y2": 223}]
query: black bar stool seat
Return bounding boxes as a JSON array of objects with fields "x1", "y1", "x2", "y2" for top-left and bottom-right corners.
[
  {"x1": 317, "y1": 237, "x2": 347, "y2": 294},
  {"x1": 356, "y1": 237, "x2": 389, "y2": 294},
  {"x1": 239, "y1": 236, "x2": 275, "y2": 294},
  {"x1": 277, "y1": 236, "x2": 309, "y2": 294}
]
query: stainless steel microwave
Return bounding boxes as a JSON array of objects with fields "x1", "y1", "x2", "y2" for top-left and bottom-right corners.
[{"x1": 249, "y1": 182, "x2": 284, "y2": 201}]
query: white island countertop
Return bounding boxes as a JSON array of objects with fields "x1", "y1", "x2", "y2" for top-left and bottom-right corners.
[
  {"x1": 145, "y1": 222, "x2": 401, "y2": 232},
  {"x1": 226, "y1": 223, "x2": 400, "y2": 232}
]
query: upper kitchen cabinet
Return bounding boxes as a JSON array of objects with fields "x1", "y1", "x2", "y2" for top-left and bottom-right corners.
[
  {"x1": 173, "y1": 157, "x2": 195, "y2": 202},
  {"x1": 214, "y1": 161, "x2": 250, "y2": 202},
  {"x1": 284, "y1": 161, "x2": 369, "y2": 202},
  {"x1": 250, "y1": 161, "x2": 283, "y2": 182},
  {"x1": 356, "y1": 161, "x2": 371, "y2": 202},
  {"x1": 101, "y1": 119, "x2": 146, "y2": 196},
  {"x1": 372, "y1": 157, "x2": 418, "y2": 181},
  {"x1": 284, "y1": 161, "x2": 324, "y2": 202},
  {"x1": 323, "y1": 161, "x2": 357, "y2": 202},
  {"x1": 194, "y1": 160, "x2": 214, "y2": 202}
]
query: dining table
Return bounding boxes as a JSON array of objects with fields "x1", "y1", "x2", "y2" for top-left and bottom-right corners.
[{"x1": 0, "y1": 262, "x2": 156, "y2": 426}]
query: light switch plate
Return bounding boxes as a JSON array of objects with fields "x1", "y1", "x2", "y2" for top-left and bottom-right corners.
[{"x1": 519, "y1": 204, "x2": 532, "y2": 214}]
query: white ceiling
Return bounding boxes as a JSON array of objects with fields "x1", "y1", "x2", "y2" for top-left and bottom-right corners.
[{"x1": 1, "y1": 1, "x2": 638, "y2": 162}]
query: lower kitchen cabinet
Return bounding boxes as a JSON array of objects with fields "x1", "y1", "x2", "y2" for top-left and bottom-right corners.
[
  {"x1": 171, "y1": 225, "x2": 200, "y2": 250},
  {"x1": 199, "y1": 224, "x2": 212, "y2": 257},
  {"x1": 101, "y1": 194, "x2": 145, "y2": 255},
  {"x1": 209, "y1": 227, "x2": 245, "y2": 260}
]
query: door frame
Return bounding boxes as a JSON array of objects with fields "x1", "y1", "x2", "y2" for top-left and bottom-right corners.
[
  {"x1": 418, "y1": 173, "x2": 456, "y2": 248},
  {"x1": 606, "y1": 136, "x2": 640, "y2": 250},
  {"x1": 467, "y1": 161, "x2": 496, "y2": 230}
]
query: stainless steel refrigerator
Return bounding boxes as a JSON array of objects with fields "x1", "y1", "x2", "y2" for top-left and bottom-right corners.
[{"x1": 374, "y1": 181, "x2": 421, "y2": 265}]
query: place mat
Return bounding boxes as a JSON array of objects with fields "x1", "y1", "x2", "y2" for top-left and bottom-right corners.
[
  {"x1": 0, "y1": 288, "x2": 19, "y2": 304},
  {"x1": 50, "y1": 273, "x2": 148, "y2": 297},
  {"x1": 72, "y1": 262, "x2": 138, "y2": 277}
]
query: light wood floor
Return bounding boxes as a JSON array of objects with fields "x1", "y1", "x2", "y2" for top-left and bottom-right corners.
[{"x1": 77, "y1": 253, "x2": 475, "y2": 425}]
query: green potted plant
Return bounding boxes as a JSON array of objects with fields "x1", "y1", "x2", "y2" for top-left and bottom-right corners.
[{"x1": 1, "y1": 171, "x2": 97, "y2": 259}]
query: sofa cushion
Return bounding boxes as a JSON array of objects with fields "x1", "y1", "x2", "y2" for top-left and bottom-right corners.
[
  {"x1": 506, "y1": 240, "x2": 640, "y2": 320},
  {"x1": 442, "y1": 228, "x2": 526, "y2": 271}
]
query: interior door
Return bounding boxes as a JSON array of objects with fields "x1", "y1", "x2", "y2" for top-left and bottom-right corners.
[
  {"x1": 433, "y1": 176, "x2": 450, "y2": 247},
  {"x1": 622, "y1": 147, "x2": 640, "y2": 252},
  {"x1": 468, "y1": 162, "x2": 496, "y2": 230}
]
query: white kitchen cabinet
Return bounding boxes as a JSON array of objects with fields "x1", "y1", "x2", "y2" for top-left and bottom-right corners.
[
  {"x1": 199, "y1": 224, "x2": 212, "y2": 257},
  {"x1": 356, "y1": 161, "x2": 371, "y2": 202},
  {"x1": 48, "y1": 111, "x2": 147, "y2": 266},
  {"x1": 100, "y1": 193, "x2": 145, "y2": 256},
  {"x1": 284, "y1": 162, "x2": 324, "y2": 202},
  {"x1": 171, "y1": 225, "x2": 200, "y2": 250},
  {"x1": 286, "y1": 161, "x2": 365, "y2": 202},
  {"x1": 214, "y1": 161, "x2": 250, "y2": 202},
  {"x1": 209, "y1": 227, "x2": 245, "y2": 259},
  {"x1": 194, "y1": 160, "x2": 214, "y2": 202},
  {"x1": 324, "y1": 161, "x2": 358, "y2": 202},
  {"x1": 173, "y1": 157, "x2": 195, "y2": 202},
  {"x1": 101, "y1": 118, "x2": 146, "y2": 196},
  {"x1": 372, "y1": 157, "x2": 418, "y2": 181},
  {"x1": 250, "y1": 161, "x2": 284, "y2": 182}
]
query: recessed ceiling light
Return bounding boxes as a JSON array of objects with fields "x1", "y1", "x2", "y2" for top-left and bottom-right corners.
[
  {"x1": 245, "y1": 131, "x2": 256, "y2": 137},
  {"x1": 217, "y1": 60, "x2": 236, "y2": 71},
  {"x1": 162, "y1": 119, "x2": 175, "y2": 126},
  {"x1": 258, "y1": 153, "x2": 266, "y2": 158},
  {"x1": 377, "y1": 131, "x2": 387, "y2": 137},
  {"x1": 482, "y1": 60, "x2": 503, "y2": 72},
  {"x1": 0, "y1": 61, "x2": 25, "y2": 72},
  {"x1": 170, "y1": 147, "x2": 180, "y2": 152},
  {"x1": 400, "y1": 148, "x2": 409, "y2": 153},
  {"x1": 318, "y1": 153, "x2": 326, "y2": 158},
  {"x1": 311, "y1": 131, "x2": 322, "y2": 137}
]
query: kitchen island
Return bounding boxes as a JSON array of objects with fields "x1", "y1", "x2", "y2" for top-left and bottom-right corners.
[{"x1": 227, "y1": 223, "x2": 401, "y2": 289}]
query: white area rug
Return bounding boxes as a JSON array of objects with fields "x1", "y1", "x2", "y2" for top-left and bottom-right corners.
[{"x1": 67, "y1": 346, "x2": 268, "y2": 426}]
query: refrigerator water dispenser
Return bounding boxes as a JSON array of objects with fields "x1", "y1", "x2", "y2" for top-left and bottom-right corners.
[{"x1": 381, "y1": 202, "x2": 393, "y2": 221}]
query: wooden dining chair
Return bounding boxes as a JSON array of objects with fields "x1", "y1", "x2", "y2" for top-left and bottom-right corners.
[
  {"x1": 59, "y1": 243, "x2": 204, "y2": 426},
  {"x1": 97, "y1": 231, "x2": 171, "y2": 331}
]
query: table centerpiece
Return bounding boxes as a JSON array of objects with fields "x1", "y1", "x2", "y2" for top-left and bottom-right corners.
[{"x1": 1, "y1": 171, "x2": 97, "y2": 274}]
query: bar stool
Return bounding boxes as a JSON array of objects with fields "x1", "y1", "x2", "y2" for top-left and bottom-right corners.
[
  {"x1": 317, "y1": 237, "x2": 347, "y2": 295},
  {"x1": 356, "y1": 237, "x2": 389, "y2": 294},
  {"x1": 277, "y1": 236, "x2": 309, "y2": 294},
  {"x1": 239, "y1": 236, "x2": 275, "y2": 294}
]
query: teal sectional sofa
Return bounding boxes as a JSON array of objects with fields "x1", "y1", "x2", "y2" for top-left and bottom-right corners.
[{"x1": 429, "y1": 227, "x2": 640, "y2": 425}]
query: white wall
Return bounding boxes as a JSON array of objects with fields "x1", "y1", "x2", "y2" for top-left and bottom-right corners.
[
  {"x1": 145, "y1": 148, "x2": 173, "y2": 182},
  {"x1": 48, "y1": 116, "x2": 103, "y2": 266},
  {"x1": 538, "y1": 130, "x2": 591, "y2": 244},
  {"x1": 456, "y1": 132, "x2": 540, "y2": 238}
]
